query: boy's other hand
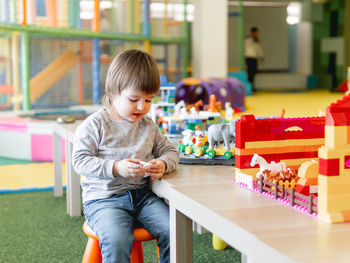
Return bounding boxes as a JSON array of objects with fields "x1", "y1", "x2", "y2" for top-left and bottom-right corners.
[
  {"x1": 113, "y1": 159, "x2": 146, "y2": 177},
  {"x1": 144, "y1": 159, "x2": 166, "y2": 180}
]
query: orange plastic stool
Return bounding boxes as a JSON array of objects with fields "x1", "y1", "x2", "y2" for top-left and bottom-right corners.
[{"x1": 82, "y1": 221, "x2": 159, "y2": 263}]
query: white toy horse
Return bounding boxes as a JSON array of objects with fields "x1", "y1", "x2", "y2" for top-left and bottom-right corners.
[{"x1": 250, "y1": 153, "x2": 286, "y2": 178}]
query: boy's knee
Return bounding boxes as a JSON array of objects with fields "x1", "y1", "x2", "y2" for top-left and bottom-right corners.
[{"x1": 101, "y1": 230, "x2": 134, "y2": 252}]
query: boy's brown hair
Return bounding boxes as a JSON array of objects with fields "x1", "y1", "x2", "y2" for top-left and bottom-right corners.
[{"x1": 104, "y1": 49, "x2": 160, "y2": 105}]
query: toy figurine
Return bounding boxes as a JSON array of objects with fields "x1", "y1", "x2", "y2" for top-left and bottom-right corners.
[
  {"x1": 250, "y1": 153, "x2": 286, "y2": 179},
  {"x1": 207, "y1": 122, "x2": 235, "y2": 150},
  {"x1": 225, "y1": 102, "x2": 234, "y2": 121},
  {"x1": 181, "y1": 129, "x2": 194, "y2": 145}
]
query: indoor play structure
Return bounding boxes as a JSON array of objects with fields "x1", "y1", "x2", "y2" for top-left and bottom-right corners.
[
  {"x1": 0, "y1": 0, "x2": 190, "y2": 111},
  {"x1": 0, "y1": 0, "x2": 191, "y2": 162}
]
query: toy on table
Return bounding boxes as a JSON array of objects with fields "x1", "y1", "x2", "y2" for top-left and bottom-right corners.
[
  {"x1": 178, "y1": 122, "x2": 235, "y2": 165},
  {"x1": 160, "y1": 99, "x2": 221, "y2": 135},
  {"x1": 181, "y1": 129, "x2": 194, "y2": 146},
  {"x1": 225, "y1": 102, "x2": 234, "y2": 121},
  {"x1": 295, "y1": 160, "x2": 318, "y2": 196},
  {"x1": 207, "y1": 94, "x2": 219, "y2": 113},
  {"x1": 250, "y1": 153, "x2": 287, "y2": 179},
  {"x1": 208, "y1": 122, "x2": 235, "y2": 150}
]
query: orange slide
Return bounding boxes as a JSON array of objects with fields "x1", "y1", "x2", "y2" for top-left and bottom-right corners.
[{"x1": 30, "y1": 50, "x2": 79, "y2": 102}]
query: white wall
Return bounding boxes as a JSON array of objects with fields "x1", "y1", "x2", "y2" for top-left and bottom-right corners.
[
  {"x1": 192, "y1": 0, "x2": 228, "y2": 78},
  {"x1": 229, "y1": 6, "x2": 289, "y2": 71},
  {"x1": 296, "y1": 21, "x2": 312, "y2": 74}
]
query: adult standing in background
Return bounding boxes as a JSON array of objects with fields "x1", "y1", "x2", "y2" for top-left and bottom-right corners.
[{"x1": 245, "y1": 27, "x2": 264, "y2": 92}]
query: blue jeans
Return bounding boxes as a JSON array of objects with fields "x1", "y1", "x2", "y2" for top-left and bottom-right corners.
[{"x1": 83, "y1": 186, "x2": 170, "y2": 263}]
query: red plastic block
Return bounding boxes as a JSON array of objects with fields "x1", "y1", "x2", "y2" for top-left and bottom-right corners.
[
  {"x1": 326, "y1": 94, "x2": 350, "y2": 126},
  {"x1": 235, "y1": 115, "x2": 325, "y2": 149},
  {"x1": 345, "y1": 156, "x2": 350, "y2": 169},
  {"x1": 319, "y1": 158, "x2": 340, "y2": 176},
  {"x1": 295, "y1": 185, "x2": 310, "y2": 196}
]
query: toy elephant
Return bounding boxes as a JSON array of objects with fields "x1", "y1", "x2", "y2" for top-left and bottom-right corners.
[{"x1": 208, "y1": 122, "x2": 235, "y2": 150}]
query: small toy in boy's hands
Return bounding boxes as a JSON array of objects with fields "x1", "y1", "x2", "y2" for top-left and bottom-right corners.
[
  {"x1": 139, "y1": 161, "x2": 151, "y2": 168},
  {"x1": 139, "y1": 161, "x2": 151, "y2": 177}
]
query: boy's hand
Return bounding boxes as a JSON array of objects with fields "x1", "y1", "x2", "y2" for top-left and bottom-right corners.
[
  {"x1": 144, "y1": 159, "x2": 167, "y2": 180},
  {"x1": 113, "y1": 159, "x2": 146, "y2": 177}
]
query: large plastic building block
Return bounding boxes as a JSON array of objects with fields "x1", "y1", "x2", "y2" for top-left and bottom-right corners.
[
  {"x1": 319, "y1": 158, "x2": 340, "y2": 176},
  {"x1": 318, "y1": 94, "x2": 350, "y2": 223},
  {"x1": 235, "y1": 114, "x2": 325, "y2": 178},
  {"x1": 297, "y1": 177, "x2": 318, "y2": 186},
  {"x1": 325, "y1": 93, "x2": 350, "y2": 126},
  {"x1": 235, "y1": 115, "x2": 325, "y2": 148},
  {"x1": 295, "y1": 161, "x2": 319, "y2": 195},
  {"x1": 295, "y1": 184, "x2": 311, "y2": 195},
  {"x1": 298, "y1": 161, "x2": 318, "y2": 179},
  {"x1": 325, "y1": 126, "x2": 349, "y2": 148}
]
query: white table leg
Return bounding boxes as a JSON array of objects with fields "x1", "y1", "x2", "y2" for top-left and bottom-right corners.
[
  {"x1": 170, "y1": 201, "x2": 193, "y2": 263},
  {"x1": 65, "y1": 141, "x2": 81, "y2": 216},
  {"x1": 241, "y1": 253, "x2": 253, "y2": 263},
  {"x1": 53, "y1": 132, "x2": 63, "y2": 197}
]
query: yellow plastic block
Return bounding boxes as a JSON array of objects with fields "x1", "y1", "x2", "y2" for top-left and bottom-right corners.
[
  {"x1": 282, "y1": 158, "x2": 317, "y2": 168},
  {"x1": 318, "y1": 175, "x2": 350, "y2": 193},
  {"x1": 318, "y1": 179, "x2": 350, "y2": 211},
  {"x1": 298, "y1": 161, "x2": 318, "y2": 179},
  {"x1": 245, "y1": 138, "x2": 324, "y2": 149},
  {"x1": 297, "y1": 178, "x2": 307, "y2": 186},
  {"x1": 318, "y1": 210, "x2": 344, "y2": 224},
  {"x1": 236, "y1": 144, "x2": 323, "y2": 156},
  {"x1": 325, "y1": 126, "x2": 349, "y2": 148},
  {"x1": 319, "y1": 193, "x2": 350, "y2": 211},
  {"x1": 318, "y1": 145, "x2": 350, "y2": 159}
]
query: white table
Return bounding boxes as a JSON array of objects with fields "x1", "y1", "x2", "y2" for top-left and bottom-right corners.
[
  {"x1": 52, "y1": 122, "x2": 350, "y2": 262},
  {"x1": 152, "y1": 165, "x2": 350, "y2": 263},
  {"x1": 52, "y1": 121, "x2": 82, "y2": 216}
]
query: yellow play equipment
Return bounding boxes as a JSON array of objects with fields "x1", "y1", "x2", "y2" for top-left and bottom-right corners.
[{"x1": 30, "y1": 50, "x2": 79, "y2": 102}]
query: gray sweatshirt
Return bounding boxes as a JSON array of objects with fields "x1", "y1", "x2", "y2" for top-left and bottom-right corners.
[{"x1": 72, "y1": 109, "x2": 179, "y2": 204}]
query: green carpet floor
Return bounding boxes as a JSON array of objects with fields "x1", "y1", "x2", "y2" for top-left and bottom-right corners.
[{"x1": 0, "y1": 191, "x2": 241, "y2": 263}]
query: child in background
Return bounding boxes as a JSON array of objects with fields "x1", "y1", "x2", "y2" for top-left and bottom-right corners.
[{"x1": 72, "y1": 49, "x2": 179, "y2": 263}]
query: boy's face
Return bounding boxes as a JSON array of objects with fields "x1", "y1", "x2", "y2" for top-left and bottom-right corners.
[{"x1": 111, "y1": 87, "x2": 155, "y2": 122}]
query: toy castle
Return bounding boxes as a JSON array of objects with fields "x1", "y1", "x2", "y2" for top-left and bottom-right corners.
[{"x1": 318, "y1": 93, "x2": 350, "y2": 223}]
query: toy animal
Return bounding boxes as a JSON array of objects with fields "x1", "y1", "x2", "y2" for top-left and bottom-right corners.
[
  {"x1": 181, "y1": 129, "x2": 194, "y2": 145},
  {"x1": 207, "y1": 122, "x2": 235, "y2": 150},
  {"x1": 250, "y1": 153, "x2": 287, "y2": 179}
]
